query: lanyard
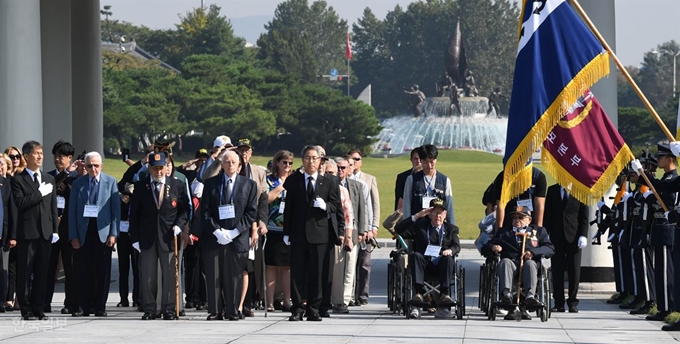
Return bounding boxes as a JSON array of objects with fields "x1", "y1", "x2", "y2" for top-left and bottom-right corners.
[
  {"x1": 424, "y1": 175, "x2": 434, "y2": 193},
  {"x1": 153, "y1": 181, "x2": 165, "y2": 210},
  {"x1": 220, "y1": 174, "x2": 235, "y2": 205},
  {"x1": 427, "y1": 225, "x2": 444, "y2": 246}
]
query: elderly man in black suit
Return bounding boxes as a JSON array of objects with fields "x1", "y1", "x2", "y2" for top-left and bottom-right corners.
[
  {"x1": 544, "y1": 184, "x2": 589, "y2": 313},
  {"x1": 197, "y1": 150, "x2": 258, "y2": 321},
  {"x1": 283, "y1": 145, "x2": 342, "y2": 322},
  {"x1": 130, "y1": 153, "x2": 190, "y2": 320},
  {"x1": 10, "y1": 141, "x2": 58, "y2": 320},
  {"x1": 395, "y1": 198, "x2": 461, "y2": 319}
]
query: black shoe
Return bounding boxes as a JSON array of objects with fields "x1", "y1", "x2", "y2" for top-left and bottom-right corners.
[
  {"x1": 568, "y1": 305, "x2": 578, "y2": 313},
  {"x1": 410, "y1": 293, "x2": 424, "y2": 303},
  {"x1": 132, "y1": 302, "x2": 139, "y2": 307},
  {"x1": 333, "y1": 304, "x2": 349, "y2": 314},
  {"x1": 289, "y1": 312, "x2": 303, "y2": 321},
  {"x1": 552, "y1": 307, "x2": 565, "y2": 312},
  {"x1": 359, "y1": 300, "x2": 368, "y2": 305},
  {"x1": 23, "y1": 312, "x2": 37, "y2": 320},
  {"x1": 607, "y1": 292, "x2": 628, "y2": 304},
  {"x1": 319, "y1": 310, "x2": 330, "y2": 318},
  {"x1": 72, "y1": 310, "x2": 90, "y2": 317},
  {"x1": 94, "y1": 311, "x2": 108, "y2": 317},
  {"x1": 237, "y1": 311, "x2": 245, "y2": 319},
  {"x1": 0, "y1": 307, "x2": 4, "y2": 313},
  {"x1": 307, "y1": 313, "x2": 322, "y2": 321},
  {"x1": 504, "y1": 312, "x2": 518, "y2": 320},
  {"x1": 43, "y1": 306, "x2": 52, "y2": 313},
  {"x1": 521, "y1": 310, "x2": 532, "y2": 320},
  {"x1": 185, "y1": 302, "x2": 195, "y2": 309},
  {"x1": 647, "y1": 312, "x2": 668, "y2": 321},
  {"x1": 179, "y1": 310, "x2": 186, "y2": 316},
  {"x1": 525, "y1": 297, "x2": 542, "y2": 310},
  {"x1": 438, "y1": 294, "x2": 455, "y2": 306},
  {"x1": 141, "y1": 313, "x2": 155, "y2": 320},
  {"x1": 60, "y1": 307, "x2": 71, "y2": 315},
  {"x1": 242, "y1": 308, "x2": 254, "y2": 317},
  {"x1": 619, "y1": 299, "x2": 640, "y2": 309},
  {"x1": 228, "y1": 314, "x2": 239, "y2": 321},
  {"x1": 348, "y1": 300, "x2": 356, "y2": 307},
  {"x1": 117, "y1": 300, "x2": 129, "y2": 307},
  {"x1": 4, "y1": 304, "x2": 13, "y2": 312},
  {"x1": 630, "y1": 302, "x2": 654, "y2": 315},
  {"x1": 163, "y1": 312, "x2": 176, "y2": 320},
  {"x1": 663, "y1": 321, "x2": 680, "y2": 331},
  {"x1": 207, "y1": 313, "x2": 223, "y2": 321}
]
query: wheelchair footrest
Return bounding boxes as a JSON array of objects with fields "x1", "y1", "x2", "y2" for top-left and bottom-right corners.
[{"x1": 409, "y1": 300, "x2": 457, "y2": 308}]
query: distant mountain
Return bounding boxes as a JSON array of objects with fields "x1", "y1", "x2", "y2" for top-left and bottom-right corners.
[{"x1": 229, "y1": 15, "x2": 272, "y2": 46}]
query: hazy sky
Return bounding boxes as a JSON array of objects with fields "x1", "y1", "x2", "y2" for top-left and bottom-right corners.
[{"x1": 103, "y1": 0, "x2": 679, "y2": 67}]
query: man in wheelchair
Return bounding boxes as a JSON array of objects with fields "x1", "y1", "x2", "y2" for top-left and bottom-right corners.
[
  {"x1": 394, "y1": 198, "x2": 461, "y2": 318},
  {"x1": 483, "y1": 206, "x2": 554, "y2": 320}
]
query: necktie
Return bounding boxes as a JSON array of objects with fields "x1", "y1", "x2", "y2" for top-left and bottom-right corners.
[
  {"x1": 89, "y1": 178, "x2": 98, "y2": 204},
  {"x1": 430, "y1": 227, "x2": 440, "y2": 245},
  {"x1": 33, "y1": 172, "x2": 39, "y2": 187},
  {"x1": 307, "y1": 176, "x2": 314, "y2": 202},
  {"x1": 225, "y1": 179, "x2": 233, "y2": 204}
]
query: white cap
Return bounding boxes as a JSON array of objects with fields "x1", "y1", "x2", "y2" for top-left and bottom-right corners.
[
  {"x1": 191, "y1": 180, "x2": 204, "y2": 198},
  {"x1": 213, "y1": 135, "x2": 232, "y2": 148}
]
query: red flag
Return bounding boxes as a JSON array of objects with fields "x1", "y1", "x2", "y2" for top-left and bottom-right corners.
[
  {"x1": 345, "y1": 33, "x2": 352, "y2": 60},
  {"x1": 541, "y1": 89, "x2": 631, "y2": 205}
]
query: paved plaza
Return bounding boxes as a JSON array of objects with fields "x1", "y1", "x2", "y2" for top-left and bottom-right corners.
[{"x1": 0, "y1": 241, "x2": 678, "y2": 343}]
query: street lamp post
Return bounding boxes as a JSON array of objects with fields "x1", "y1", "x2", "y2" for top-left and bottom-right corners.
[{"x1": 653, "y1": 49, "x2": 680, "y2": 97}]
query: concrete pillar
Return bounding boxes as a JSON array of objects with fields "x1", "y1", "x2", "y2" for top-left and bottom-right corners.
[
  {"x1": 0, "y1": 0, "x2": 44, "y2": 150},
  {"x1": 577, "y1": 0, "x2": 617, "y2": 286},
  {"x1": 71, "y1": 0, "x2": 103, "y2": 155},
  {"x1": 41, "y1": 0, "x2": 72, "y2": 164}
]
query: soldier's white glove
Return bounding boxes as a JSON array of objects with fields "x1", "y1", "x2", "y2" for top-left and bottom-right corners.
[
  {"x1": 132, "y1": 242, "x2": 141, "y2": 252},
  {"x1": 670, "y1": 142, "x2": 680, "y2": 157},
  {"x1": 283, "y1": 235, "x2": 290, "y2": 246},
  {"x1": 38, "y1": 182, "x2": 53, "y2": 197},
  {"x1": 173, "y1": 225, "x2": 182, "y2": 236},
  {"x1": 224, "y1": 228, "x2": 240, "y2": 241},
  {"x1": 313, "y1": 197, "x2": 327, "y2": 211},
  {"x1": 630, "y1": 159, "x2": 643, "y2": 172},
  {"x1": 213, "y1": 229, "x2": 229, "y2": 245},
  {"x1": 577, "y1": 236, "x2": 587, "y2": 249},
  {"x1": 51, "y1": 233, "x2": 59, "y2": 244}
]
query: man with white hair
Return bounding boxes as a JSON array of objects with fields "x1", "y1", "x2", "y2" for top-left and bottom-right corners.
[{"x1": 69, "y1": 151, "x2": 121, "y2": 317}]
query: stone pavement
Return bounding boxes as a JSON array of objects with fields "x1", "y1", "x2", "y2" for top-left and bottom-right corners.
[{"x1": 0, "y1": 242, "x2": 678, "y2": 343}]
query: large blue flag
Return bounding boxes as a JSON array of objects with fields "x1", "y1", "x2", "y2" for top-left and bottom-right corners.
[{"x1": 500, "y1": 0, "x2": 610, "y2": 207}]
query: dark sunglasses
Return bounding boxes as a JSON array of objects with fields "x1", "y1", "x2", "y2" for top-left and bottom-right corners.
[
  {"x1": 337, "y1": 166, "x2": 347, "y2": 170},
  {"x1": 85, "y1": 164, "x2": 101, "y2": 169},
  {"x1": 281, "y1": 161, "x2": 293, "y2": 166},
  {"x1": 352, "y1": 157, "x2": 361, "y2": 161},
  {"x1": 511, "y1": 216, "x2": 527, "y2": 220},
  {"x1": 9, "y1": 154, "x2": 21, "y2": 160}
]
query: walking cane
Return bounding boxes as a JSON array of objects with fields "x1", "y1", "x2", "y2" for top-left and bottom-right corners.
[
  {"x1": 261, "y1": 234, "x2": 268, "y2": 318},
  {"x1": 513, "y1": 232, "x2": 529, "y2": 322},
  {"x1": 174, "y1": 234, "x2": 180, "y2": 320}
]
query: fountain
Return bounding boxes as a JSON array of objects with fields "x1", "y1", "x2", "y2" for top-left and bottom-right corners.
[{"x1": 372, "y1": 19, "x2": 507, "y2": 156}]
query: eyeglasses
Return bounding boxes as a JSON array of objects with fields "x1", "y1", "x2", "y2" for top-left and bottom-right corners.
[
  {"x1": 9, "y1": 154, "x2": 21, "y2": 160},
  {"x1": 85, "y1": 164, "x2": 101, "y2": 169},
  {"x1": 281, "y1": 161, "x2": 293, "y2": 166},
  {"x1": 511, "y1": 216, "x2": 527, "y2": 220},
  {"x1": 352, "y1": 157, "x2": 361, "y2": 161},
  {"x1": 303, "y1": 156, "x2": 320, "y2": 161},
  {"x1": 337, "y1": 166, "x2": 347, "y2": 170}
]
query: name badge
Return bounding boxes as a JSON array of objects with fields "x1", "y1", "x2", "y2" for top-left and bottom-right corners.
[
  {"x1": 120, "y1": 221, "x2": 130, "y2": 233},
  {"x1": 422, "y1": 196, "x2": 436, "y2": 210},
  {"x1": 84, "y1": 204, "x2": 99, "y2": 218},
  {"x1": 219, "y1": 204, "x2": 235, "y2": 220},
  {"x1": 279, "y1": 201, "x2": 286, "y2": 214},
  {"x1": 517, "y1": 199, "x2": 533, "y2": 211},
  {"x1": 424, "y1": 244, "x2": 441, "y2": 258},
  {"x1": 57, "y1": 196, "x2": 66, "y2": 209},
  {"x1": 248, "y1": 247, "x2": 255, "y2": 261}
]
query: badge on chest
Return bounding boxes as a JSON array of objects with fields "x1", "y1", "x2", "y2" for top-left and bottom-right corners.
[{"x1": 219, "y1": 204, "x2": 235, "y2": 220}]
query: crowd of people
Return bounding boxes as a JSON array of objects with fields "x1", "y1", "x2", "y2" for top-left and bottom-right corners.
[
  {"x1": 0, "y1": 136, "x2": 383, "y2": 322},
  {"x1": 3, "y1": 136, "x2": 680, "y2": 328}
]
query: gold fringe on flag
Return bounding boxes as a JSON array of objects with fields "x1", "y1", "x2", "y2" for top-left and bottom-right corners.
[
  {"x1": 500, "y1": 52, "x2": 610, "y2": 207},
  {"x1": 541, "y1": 144, "x2": 632, "y2": 205}
]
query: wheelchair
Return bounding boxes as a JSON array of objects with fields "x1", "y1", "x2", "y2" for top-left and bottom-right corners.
[
  {"x1": 485, "y1": 254, "x2": 552, "y2": 322},
  {"x1": 387, "y1": 236, "x2": 466, "y2": 319}
]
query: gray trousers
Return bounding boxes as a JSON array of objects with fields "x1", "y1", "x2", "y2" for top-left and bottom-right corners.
[
  {"x1": 140, "y1": 241, "x2": 179, "y2": 313},
  {"x1": 203, "y1": 244, "x2": 246, "y2": 316},
  {"x1": 355, "y1": 248, "x2": 371, "y2": 302},
  {"x1": 499, "y1": 258, "x2": 538, "y2": 298}
]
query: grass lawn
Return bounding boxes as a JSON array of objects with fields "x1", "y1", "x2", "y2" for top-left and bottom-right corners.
[{"x1": 101, "y1": 150, "x2": 557, "y2": 239}]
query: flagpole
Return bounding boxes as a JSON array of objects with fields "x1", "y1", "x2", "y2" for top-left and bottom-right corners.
[
  {"x1": 571, "y1": 0, "x2": 675, "y2": 142},
  {"x1": 347, "y1": 57, "x2": 350, "y2": 97}
]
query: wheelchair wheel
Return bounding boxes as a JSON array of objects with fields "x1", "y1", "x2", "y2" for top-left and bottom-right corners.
[
  {"x1": 547, "y1": 268, "x2": 552, "y2": 319},
  {"x1": 387, "y1": 261, "x2": 394, "y2": 310},
  {"x1": 479, "y1": 263, "x2": 486, "y2": 310},
  {"x1": 461, "y1": 267, "x2": 466, "y2": 316},
  {"x1": 403, "y1": 271, "x2": 411, "y2": 319}
]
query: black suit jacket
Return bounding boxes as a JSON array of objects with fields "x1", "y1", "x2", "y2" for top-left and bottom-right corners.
[
  {"x1": 394, "y1": 168, "x2": 412, "y2": 210},
  {"x1": 394, "y1": 216, "x2": 461, "y2": 257},
  {"x1": 129, "y1": 177, "x2": 190, "y2": 251},
  {"x1": 482, "y1": 224, "x2": 555, "y2": 260},
  {"x1": 48, "y1": 169, "x2": 76, "y2": 240},
  {"x1": 197, "y1": 173, "x2": 258, "y2": 252},
  {"x1": 10, "y1": 170, "x2": 58, "y2": 241},
  {"x1": 0, "y1": 176, "x2": 17, "y2": 247},
  {"x1": 544, "y1": 184, "x2": 589, "y2": 244},
  {"x1": 282, "y1": 172, "x2": 342, "y2": 245}
]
